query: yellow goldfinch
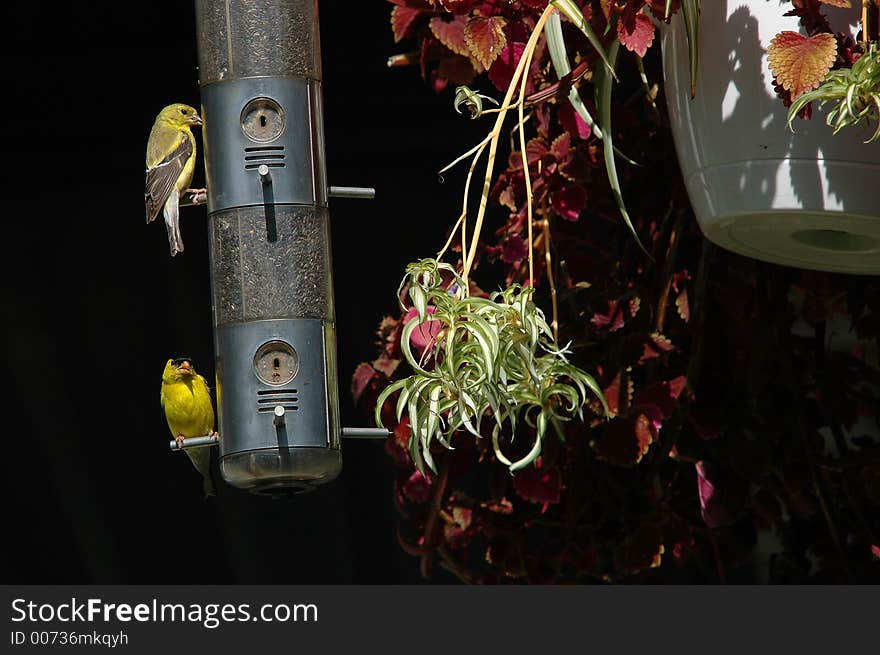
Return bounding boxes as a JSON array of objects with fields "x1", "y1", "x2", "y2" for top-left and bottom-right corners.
[
  {"x1": 161, "y1": 358, "x2": 217, "y2": 497},
  {"x1": 145, "y1": 103, "x2": 203, "y2": 256}
]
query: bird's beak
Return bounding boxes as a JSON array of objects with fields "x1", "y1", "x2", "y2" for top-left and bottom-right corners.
[
  {"x1": 189, "y1": 113, "x2": 203, "y2": 127},
  {"x1": 178, "y1": 360, "x2": 192, "y2": 374}
]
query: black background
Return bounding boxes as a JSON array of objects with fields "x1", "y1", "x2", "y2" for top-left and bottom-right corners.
[{"x1": 0, "y1": 1, "x2": 489, "y2": 583}]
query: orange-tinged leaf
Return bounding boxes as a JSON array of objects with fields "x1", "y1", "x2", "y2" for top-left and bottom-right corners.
[
  {"x1": 391, "y1": 6, "x2": 423, "y2": 43},
  {"x1": 465, "y1": 15, "x2": 507, "y2": 70},
  {"x1": 768, "y1": 31, "x2": 837, "y2": 100},
  {"x1": 820, "y1": 0, "x2": 851, "y2": 7},
  {"x1": 430, "y1": 15, "x2": 470, "y2": 57},
  {"x1": 676, "y1": 288, "x2": 689, "y2": 323}
]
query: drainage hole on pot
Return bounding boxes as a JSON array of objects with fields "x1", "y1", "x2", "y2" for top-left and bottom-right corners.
[{"x1": 790, "y1": 229, "x2": 877, "y2": 253}]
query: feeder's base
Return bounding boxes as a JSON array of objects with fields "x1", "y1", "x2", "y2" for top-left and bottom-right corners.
[{"x1": 220, "y1": 447, "x2": 342, "y2": 495}]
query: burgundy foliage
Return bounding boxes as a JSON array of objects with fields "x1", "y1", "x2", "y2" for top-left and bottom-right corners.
[{"x1": 355, "y1": 0, "x2": 880, "y2": 583}]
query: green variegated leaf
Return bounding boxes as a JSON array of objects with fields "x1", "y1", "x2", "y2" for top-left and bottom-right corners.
[
  {"x1": 596, "y1": 41, "x2": 651, "y2": 258},
  {"x1": 376, "y1": 259, "x2": 608, "y2": 474},
  {"x1": 376, "y1": 378, "x2": 409, "y2": 427},
  {"x1": 410, "y1": 284, "x2": 427, "y2": 321},
  {"x1": 551, "y1": 0, "x2": 617, "y2": 80}
]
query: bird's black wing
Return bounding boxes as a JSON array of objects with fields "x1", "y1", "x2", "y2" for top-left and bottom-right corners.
[{"x1": 144, "y1": 137, "x2": 192, "y2": 223}]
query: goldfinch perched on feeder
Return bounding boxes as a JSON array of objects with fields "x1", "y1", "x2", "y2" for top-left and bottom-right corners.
[
  {"x1": 145, "y1": 103, "x2": 204, "y2": 256},
  {"x1": 161, "y1": 358, "x2": 217, "y2": 497}
]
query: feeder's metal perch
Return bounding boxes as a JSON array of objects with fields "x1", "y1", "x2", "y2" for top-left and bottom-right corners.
[
  {"x1": 169, "y1": 428, "x2": 389, "y2": 452},
  {"x1": 170, "y1": 435, "x2": 220, "y2": 451},
  {"x1": 181, "y1": 186, "x2": 374, "y2": 207},
  {"x1": 328, "y1": 186, "x2": 376, "y2": 199},
  {"x1": 341, "y1": 428, "x2": 391, "y2": 440}
]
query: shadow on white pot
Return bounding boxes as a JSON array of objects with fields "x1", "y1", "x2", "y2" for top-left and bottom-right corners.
[{"x1": 662, "y1": 0, "x2": 880, "y2": 274}]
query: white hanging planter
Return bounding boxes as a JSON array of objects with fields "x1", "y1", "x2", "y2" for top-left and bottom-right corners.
[{"x1": 661, "y1": 1, "x2": 880, "y2": 275}]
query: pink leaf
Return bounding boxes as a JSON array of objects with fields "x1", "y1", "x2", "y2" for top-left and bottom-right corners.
[
  {"x1": 403, "y1": 307, "x2": 443, "y2": 357},
  {"x1": 696, "y1": 461, "x2": 731, "y2": 529},
  {"x1": 617, "y1": 12, "x2": 655, "y2": 58},
  {"x1": 558, "y1": 102, "x2": 592, "y2": 140}
]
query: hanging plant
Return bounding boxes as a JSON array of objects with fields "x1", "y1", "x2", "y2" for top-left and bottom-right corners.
[{"x1": 375, "y1": 258, "x2": 607, "y2": 475}]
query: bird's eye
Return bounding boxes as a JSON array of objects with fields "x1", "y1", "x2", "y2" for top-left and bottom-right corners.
[{"x1": 180, "y1": 108, "x2": 187, "y2": 115}]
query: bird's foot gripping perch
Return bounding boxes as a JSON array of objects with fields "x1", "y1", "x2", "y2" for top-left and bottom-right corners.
[{"x1": 181, "y1": 188, "x2": 207, "y2": 206}]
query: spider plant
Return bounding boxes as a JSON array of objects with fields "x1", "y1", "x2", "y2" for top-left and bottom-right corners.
[
  {"x1": 787, "y1": 43, "x2": 880, "y2": 143},
  {"x1": 375, "y1": 258, "x2": 608, "y2": 476}
]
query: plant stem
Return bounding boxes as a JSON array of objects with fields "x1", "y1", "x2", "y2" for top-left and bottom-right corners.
[
  {"x1": 420, "y1": 458, "x2": 450, "y2": 579},
  {"x1": 654, "y1": 208, "x2": 688, "y2": 334},
  {"x1": 462, "y1": 4, "x2": 556, "y2": 281},
  {"x1": 517, "y1": 28, "x2": 540, "y2": 288},
  {"x1": 542, "y1": 215, "x2": 559, "y2": 342}
]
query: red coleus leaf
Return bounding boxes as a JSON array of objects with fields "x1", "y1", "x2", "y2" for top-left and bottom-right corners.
[
  {"x1": 429, "y1": 14, "x2": 470, "y2": 57},
  {"x1": 391, "y1": 5, "x2": 424, "y2": 43},
  {"x1": 487, "y1": 41, "x2": 524, "y2": 92},
  {"x1": 525, "y1": 138, "x2": 549, "y2": 166},
  {"x1": 558, "y1": 102, "x2": 592, "y2": 141},
  {"x1": 632, "y1": 377, "x2": 686, "y2": 425},
  {"x1": 767, "y1": 31, "x2": 837, "y2": 100},
  {"x1": 386, "y1": 0, "x2": 434, "y2": 6},
  {"x1": 592, "y1": 413, "x2": 656, "y2": 465},
  {"x1": 591, "y1": 297, "x2": 639, "y2": 332},
  {"x1": 617, "y1": 11, "x2": 655, "y2": 58},
  {"x1": 549, "y1": 131, "x2": 572, "y2": 163},
  {"x1": 639, "y1": 333, "x2": 674, "y2": 362},
  {"x1": 501, "y1": 233, "x2": 529, "y2": 264},
  {"x1": 551, "y1": 185, "x2": 587, "y2": 222},
  {"x1": 371, "y1": 353, "x2": 400, "y2": 378},
  {"x1": 482, "y1": 497, "x2": 513, "y2": 514},
  {"x1": 602, "y1": 369, "x2": 634, "y2": 418},
  {"x1": 614, "y1": 523, "x2": 665, "y2": 574},
  {"x1": 442, "y1": 506, "x2": 474, "y2": 547},
  {"x1": 351, "y1": 362, "x2": 378, "y2": 404},
  {"x1": 512, "y1": 459, "x2": 563, "y2": 508},
  {"x1": 498, "y1": 184, "x2": 517, "y2": 211},
  {"x1": 403, "y1": 469, "x2": 433, "y2": 503},
  {"x1": 436, "y1": 0, "x2": 478, "y2": 12},
  {"x1": 435, "y1": 54, "x2": 477, "y2": 88},
  {"x1": 820, "y1": 0, "x2": 851, "y2": 7},
  {"x1": 465, "y1": 14, "x2": 507, "y2": 69},
  {"x1": 386, "y1": 417, "x2": 412, "y2": 468}
]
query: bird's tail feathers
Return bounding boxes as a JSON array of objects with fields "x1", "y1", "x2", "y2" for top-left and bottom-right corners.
[
  {"x1": 163, "y1": 189, "x2": 185, "y2": 257},
  {"x1": 186, "y1": 447, "x2": 216, "y2": 499}
]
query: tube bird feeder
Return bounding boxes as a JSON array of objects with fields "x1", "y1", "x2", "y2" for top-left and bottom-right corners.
[{"x1": 194, "y1": 0, "x2": 349, "y2": 495}]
